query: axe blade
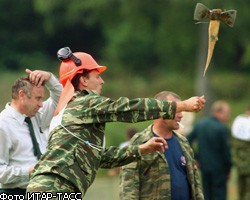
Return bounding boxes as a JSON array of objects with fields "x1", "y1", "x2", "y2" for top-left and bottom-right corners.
[
  {"x1": 220, "y1": 10, "x2": 237, "y2": 27},
  {"x1": 194, "y1": 3, "x2": 210, "y2": 21}
]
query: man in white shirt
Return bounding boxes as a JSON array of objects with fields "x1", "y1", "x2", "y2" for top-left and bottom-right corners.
[
  {"x1": 0, "y1": 69, "x2": 62, "y2": 195},
  {"x1": 231, "y1": 105, "x2": 250, "y2": 200}
]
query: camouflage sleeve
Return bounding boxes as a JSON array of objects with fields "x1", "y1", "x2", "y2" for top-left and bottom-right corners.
[
  {"x1": 99, "y1": 145, "x2": 141, "y2": 168},
  {"x1": 231, "y1": 138, "x2": 250, "y2": 175},
  {"x1": 119, "y1": 162, "x2": 139, "y2": 200},
  {"x1": 193, "y1": 163, "x2": 204, "y2": 200},
  {"x1": 66, "y1": 94, "x2": 176, "y2": 124},
  {"x1": 188, "y1": 143, "x2": 204, "y2": 200}
]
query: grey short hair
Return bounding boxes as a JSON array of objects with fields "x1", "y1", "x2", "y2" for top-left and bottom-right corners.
[
  {"x1": 211, "y1": 100, "x2": 229, "y2": 113},
  {"x1": 11, "y1": 76, "x2": 45, "y2": 99},
  {"x1": 154, "y1": 91, "x2": 181, "y2": 101}
]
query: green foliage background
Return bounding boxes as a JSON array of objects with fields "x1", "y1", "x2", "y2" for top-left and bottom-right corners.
[
  {"x1": 1, "y1": 0, "x2": 250, "y2": 144},
  {"x1": 0, "y1": 1, "x2": 248, "y2": 198},
  {"x1": 1, "y1": 0, "x2": 250, "y2": 73}
]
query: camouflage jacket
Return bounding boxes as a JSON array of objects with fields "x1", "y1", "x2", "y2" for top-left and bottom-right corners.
[
  {"x1": 31, "y1": 90, "x2": 176, "y2": 197},
  {"x1": 231, "y1": 137, "x2": 250, "y2": 175},
  {"x1": 120, "y1": 125, "x2": 204, "y2": 200}
]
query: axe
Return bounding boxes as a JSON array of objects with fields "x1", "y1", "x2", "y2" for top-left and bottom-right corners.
[{"x1": 194, "y1": 3, "x2": 237, "y2": 76}]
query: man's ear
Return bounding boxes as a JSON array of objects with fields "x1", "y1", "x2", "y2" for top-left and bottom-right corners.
[
  {"x1": 80, "y1": 76, "x2": 88, "y2": 87},
  {"x1": 17, "y1": 90, "x2": 30, "y2": 104},
  {"x1": 19, "y1": 90, "x2": 26, "y2": 99}
]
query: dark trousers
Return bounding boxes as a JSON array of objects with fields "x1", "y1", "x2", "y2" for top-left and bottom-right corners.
[
  {"x1": 0, "y1": 188, "x2": 26, "y2": 195},
  {"x1": 201, "y1": 170, "x2": 227, "y2": 200}
]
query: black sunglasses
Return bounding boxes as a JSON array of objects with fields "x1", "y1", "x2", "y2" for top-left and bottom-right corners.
[{"x1": 57, "y1": 47, "x2": 81, "y2": 66}]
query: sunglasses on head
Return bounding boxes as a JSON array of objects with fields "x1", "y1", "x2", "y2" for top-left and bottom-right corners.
[{"x1": 57, "y1": 47, "x2": 81, "y2": 66}]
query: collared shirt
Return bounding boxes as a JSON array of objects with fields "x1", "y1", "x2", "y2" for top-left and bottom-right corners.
[{"x1": 0, "y1": 74, "x2": 62, "y2": 189}]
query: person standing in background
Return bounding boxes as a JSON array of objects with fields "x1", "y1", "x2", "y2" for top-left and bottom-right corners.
[
  {"x1": 231, "y1": 105, "x2": 250, "y2": 200},
  {"x1": 0, "y1": 69, "x2": 62, "y2": 195},
  {"x1": 188, "y1": 100, "x2": 232, "y2": 200}
]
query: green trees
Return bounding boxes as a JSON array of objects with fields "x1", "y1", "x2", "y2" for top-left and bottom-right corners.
[
  {"x1": 0, "y1": 0, "x2": 45, "y2": 70},
  {"x1": 0, "y1": 0, "x2": 249, "y2": 74}
]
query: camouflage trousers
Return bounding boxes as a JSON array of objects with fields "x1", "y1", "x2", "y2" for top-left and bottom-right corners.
[
  {"x1": 238, "y1": 174, "x2": 250, "y2": 200},
  {"x1": 26, "y1": 174, "x2": 82, "y2": 200}
]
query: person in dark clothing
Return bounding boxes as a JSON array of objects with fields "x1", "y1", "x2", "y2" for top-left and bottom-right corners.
[{"x1": 188, "y1": 100, "x2": 232, "y2": 200}]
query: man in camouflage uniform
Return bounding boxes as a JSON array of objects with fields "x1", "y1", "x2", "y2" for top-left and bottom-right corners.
[
  {"x1": 231, "y1": 105, "x2": 250, "y2": 200},
  {"x1": 26, "y1": 47, "x2": 205, "y2": 198},
  {"x1": 120, "y1": 91, "x2": 204, "y2": 200}
]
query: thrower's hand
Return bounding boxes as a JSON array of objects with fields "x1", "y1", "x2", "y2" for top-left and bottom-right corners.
[
  {"x1": 139, "y1": 137, "x2": 167, "y2": 155},
  {"x1": 176, "y1": 96, "x2": 206, "y2": 112}
]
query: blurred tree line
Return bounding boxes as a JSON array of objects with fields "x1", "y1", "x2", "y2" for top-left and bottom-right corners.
[
  {"x1": 1, "y1": 0, "x2": 250, "y2": 148},
  {"x1": 0, "y1": 0, "x2": 249, "y2": 75}
]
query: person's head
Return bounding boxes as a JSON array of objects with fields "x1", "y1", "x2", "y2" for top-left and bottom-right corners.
[
  {"x1": 126, "y1": 128, "x2": 138, "y2": 140},
  {"x1": 58, "y1": 47, "x2": 107, "y2": 94},
  {"x1": 53, "y1": 47, "x2": 107, "y2": 116},
  {"x1": 11, "y1": 76, "x2": 45, "y2": 117},
  {"x1": 154, "y1": 91, "x2": 183, "y2": 131},
  {"x1": 211, "y1": 100, "x2": 230, "y2": 123}
]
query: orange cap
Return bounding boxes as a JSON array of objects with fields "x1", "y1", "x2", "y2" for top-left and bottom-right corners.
[{"x1": 59, "y1": 52, "x2": 107, "y2": 87}]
